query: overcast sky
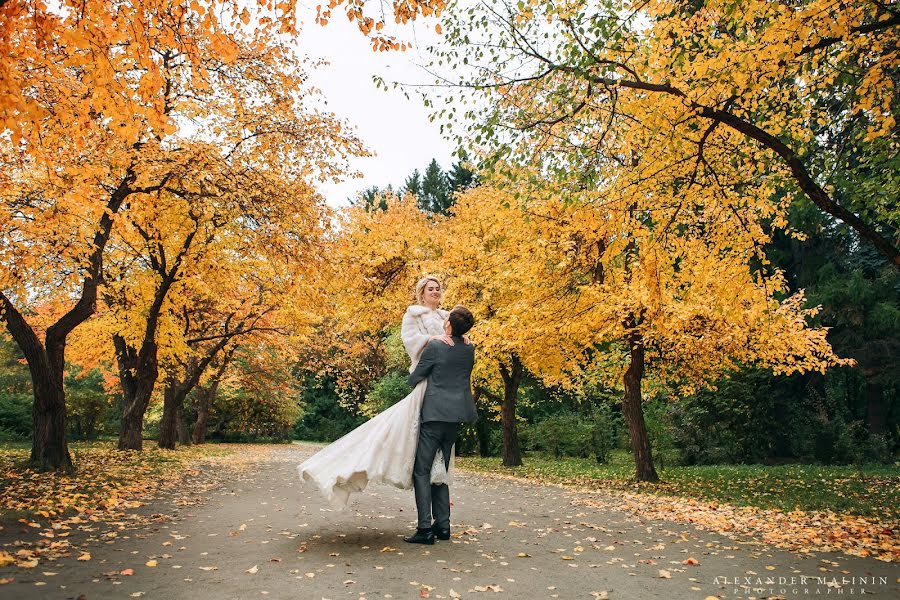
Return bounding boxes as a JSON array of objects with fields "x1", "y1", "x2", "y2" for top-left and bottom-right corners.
[{"x1": 294, "y1": 7, "x2": 456, "y2": 207}]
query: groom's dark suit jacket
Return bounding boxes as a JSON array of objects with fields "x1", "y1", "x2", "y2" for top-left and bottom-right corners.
[{"x1": 407, "y1": 336, "x2": 477, "y2": 423}]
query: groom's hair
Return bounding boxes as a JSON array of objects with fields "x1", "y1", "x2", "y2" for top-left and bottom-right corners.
[{"x1": 448, "y1": 305, "x2": 474, "y2": 336}]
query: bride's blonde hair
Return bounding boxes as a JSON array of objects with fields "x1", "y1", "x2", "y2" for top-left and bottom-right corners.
[{"x1": 414, "y1": 275, "x2": 442, "y2": 305}]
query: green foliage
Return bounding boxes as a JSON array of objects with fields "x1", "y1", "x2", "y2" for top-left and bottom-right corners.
[
  {"x1": 359, "y1": 371, "x2": 411, "y2": 417},
  {"x1": 293, "y1": 376, "x2": 366, "y2": 442},
  {"x1": 354, "y1": 185, "x2": 393, "y2": 211},
  {"x1": 662, "y1": 371, "x2": 789, "y2": 465},
  {"x1": 419, "y1": 159, "x2": 452, "y2": 215},
  {"x1": 65, "y1": 366, "x2": 115, "y2": 440},
  {"x1": 211, "y1": 365, "x2": 301, "y2": 442},
  {"x1": 402, "y1": 169, "x2": 422, "y2": 200},
  {"x1": 351, "y1": 154, "x2": 476, "y2": 215},
  {"x1": 526, "y1": 406, "x2": 621, "y2": 463},
  {"x1": 0, "y1": 334, "x2": 31, "y2": 441}
]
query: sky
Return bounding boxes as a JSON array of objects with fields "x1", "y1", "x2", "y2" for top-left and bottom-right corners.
[{"x1": 294, "y1": 7, "x2": 457, "y2": 207}]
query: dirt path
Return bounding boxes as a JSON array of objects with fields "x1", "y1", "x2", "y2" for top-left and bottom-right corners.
[{"x1": 1, "y1": 443, "x2": 897, "y2": 599}]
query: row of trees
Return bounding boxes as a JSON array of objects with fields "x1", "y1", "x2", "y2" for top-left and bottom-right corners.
[
  {"x1": 355, "y1": 156, "x2": 476, "y2": 213},
  {"x1": 302, "y1": 0, "x2": 898, "y2": 480},
  {"x1": 2, "y1": 0, "x2": 896, "y2": 484},
  {"x1": 1, "y1": 0, "x2": 412, "y2": 469}
]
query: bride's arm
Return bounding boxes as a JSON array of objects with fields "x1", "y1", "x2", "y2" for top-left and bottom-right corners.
[{"x1": 401, "y1": 308, "x2": 431, "y2": 361}]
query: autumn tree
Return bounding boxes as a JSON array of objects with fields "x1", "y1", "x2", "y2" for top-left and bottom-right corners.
[
  {"x1": 0, "y1": 0, "x2": 367, "y2": 468},
  {"x1": 324, "y1": 177, "x2": 849, "y2": 479},
  {"x1": 416, "y1": 0, "x2": 884, "y2": 478},
  {"x1": 430, "y1": 0, "x2": 899, "y2": 265}
]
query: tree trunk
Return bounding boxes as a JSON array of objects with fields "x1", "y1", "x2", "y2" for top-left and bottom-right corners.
[
  {"x1": 176, "y1": 402, "x2": 191, "y2": 446},
  {"x1": 115, "y1": 334, "x2": 159, "y2": 451},
  {"x1": 85, "y1": 409, "x2": 97, "y2": 439},
  {"x1": 866, "y1": 380, "x2": 886, "y2": 435},
  {"x1": 31, "y1": 341, "x2": 75, "y2": 472},
  {"x1": 0, "y1": 171, "x2": 139, "y2": 471},
  {"x1": 622, "y1": 326, "x2": 658, "y2": 482},
  {"x1": 192, "y1": 380, "x2": 219, "y2": 445},
  {"x1": 159, "y1": 384, "x2": 181, "y2": 450},
  {"x1": 473, "y1": 386, "x2": 498, "y2": 457},
  {"x1": 476, "y1": 409, "x2": 492, "y2": 457},
  {"x1": 2, "y1": 296, "x2": 75, "y2": 472},
  {"x1": 498, "y1": 355, "x2": 523, "y2": 467}
]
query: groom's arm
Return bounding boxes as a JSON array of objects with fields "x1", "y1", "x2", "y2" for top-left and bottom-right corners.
[{"x1": 407, "y1": 342, "x2": 438, "y2": 387}]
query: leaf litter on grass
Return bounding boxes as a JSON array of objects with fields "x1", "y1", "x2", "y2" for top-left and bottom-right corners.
[
  {"x1": 458, "y1": 456, "x2": 900, "y2": 562},
  {"x1": 0, "y1": 442, "x2": 284, "y2": 570}
]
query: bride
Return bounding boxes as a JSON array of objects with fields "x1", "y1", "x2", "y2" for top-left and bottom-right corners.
[{"x1": 298, "y1": 275, "x2": 462, "y2": 509}]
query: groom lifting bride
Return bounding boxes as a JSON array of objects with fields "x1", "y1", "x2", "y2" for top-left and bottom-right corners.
[
  {"x1": 297, "y1": 276, "x2": 477, "y2": 545},
  {"x1": 404, "y1": 305, "x2": 477, "y2": 545}
]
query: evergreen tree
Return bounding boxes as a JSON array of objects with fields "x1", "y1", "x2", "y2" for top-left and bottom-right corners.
[
  {"x1": 402, "y1": 170, "x2": 422, "y2": 200},
  {"x1": 447, "y1": 151, "x2": 476, "y2": 194},
  {"x1": 353, "y1": 185, "x2": 392, "y2": 212},
  {"x1": 419, "y1": 159, "x2": 452, "y2": 214}
]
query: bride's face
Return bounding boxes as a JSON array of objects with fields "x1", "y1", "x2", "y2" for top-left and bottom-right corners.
[{"x1": 422, "y1": 281, "x2": 442, "y2": 307}]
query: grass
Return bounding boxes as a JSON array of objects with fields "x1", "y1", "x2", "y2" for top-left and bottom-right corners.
[{"x1": 456, "y1": 449, "x2": 900, "y2": 520}]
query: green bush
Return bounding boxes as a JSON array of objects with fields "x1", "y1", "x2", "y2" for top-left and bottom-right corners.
[
  {"x1": 293, "y1": 376, "x2": 366, "y2": 442},
  {"x1": 0, "y1": 393, "x2": 31, "y2": 441},
  {"x1": 589, "y1": 404, "x2": 622, "y2": 463},
  {"x1": 360, "y1": 371, "x2": 411, "y2": 417},
  {"x1": 528, "y1": 409, "x2": 621, "y2": 462}
]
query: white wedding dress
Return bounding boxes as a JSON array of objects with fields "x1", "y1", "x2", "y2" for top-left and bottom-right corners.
[{"x1": 297, "y1": 306, "x2": 455, "y2": 509}]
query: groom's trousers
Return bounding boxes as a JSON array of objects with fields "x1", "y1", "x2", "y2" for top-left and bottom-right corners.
[{"x1": 413, "y1": 421, "x2": 459, "y2": 530}]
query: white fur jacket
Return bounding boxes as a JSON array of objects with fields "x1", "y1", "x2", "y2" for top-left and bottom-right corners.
[{"x1": 401, "y1": 305, "x2": 449, "y2": 371}]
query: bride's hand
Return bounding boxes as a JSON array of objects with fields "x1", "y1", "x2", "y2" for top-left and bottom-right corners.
[
  {"x1": 431, "y1": 334, "x2": 455, "y2": 346},
  {"x1": 463, "y1": 334, "x2": 473, "y2": 345}
]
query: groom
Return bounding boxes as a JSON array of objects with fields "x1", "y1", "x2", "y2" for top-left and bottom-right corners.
[{"x1": 403, "y1": 305, "x2": 477, "y2": 545}]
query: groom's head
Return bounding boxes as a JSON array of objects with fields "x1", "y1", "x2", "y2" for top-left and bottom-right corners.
[{"x1": 446, "y1": 305, "x2": 475, "y2": 337}]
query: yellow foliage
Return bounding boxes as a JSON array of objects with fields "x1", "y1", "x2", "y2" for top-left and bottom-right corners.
[{"x1": 324, "y1": 176, "x2": 849, "y2": 399}]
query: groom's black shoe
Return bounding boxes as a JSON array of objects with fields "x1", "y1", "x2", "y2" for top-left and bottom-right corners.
[
  {"x1": 404, "y1": 528, "x2": 435, "y2": 545},
  {"x1": 431, "y1": 523, "x2": 451, "y2": 540}
]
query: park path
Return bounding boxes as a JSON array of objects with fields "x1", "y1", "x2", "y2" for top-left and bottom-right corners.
[{"x1": 1, "y1": 442, "x2": 897, "y2": 599}]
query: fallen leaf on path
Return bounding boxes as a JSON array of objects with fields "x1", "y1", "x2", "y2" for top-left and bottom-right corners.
[
  {"x1": 198, "y1": 566, "x2": 218, "y2": 571},
  {"x1": 658, "y1": 569, "x2": 672, "y2": 578},
  {"x1": 246, "y1": 565, "x2": 258, "y2": 574},
  {"x1": 145, "y1": 560, "x2": 157, "y2": 567},
  {"x1": 473, "y1": 584, "x2": 504, "y2": 592},
  {"x1": 120, "y1": 569, "x2": 134, "y2": 576},
  {"x1": 77, "y1": 552, "x2": 91, "y2": 561},
  {"x1": 683, "y1": 557, "x2": 699, "y2": 565}
]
